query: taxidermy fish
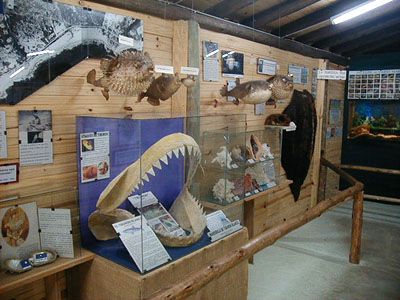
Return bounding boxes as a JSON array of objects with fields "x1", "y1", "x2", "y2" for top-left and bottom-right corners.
[
  {"x1": 86, "y1": 50, "x2": 154, "y2": 100},
  {"x1": 137, "y1": 73, "x2": 196, "y2": 106},
  {"x1": 220, "y1": 80, "x2": 273, "y2": 105},
  {"x1": 267, "y1": 74, "x2": 294, "y2": 100},
  {"x1": 281, "y1": 89, "x2": 317, "y2": 201}
]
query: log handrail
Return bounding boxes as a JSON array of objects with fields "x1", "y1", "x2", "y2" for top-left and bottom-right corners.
[
  {"x1": 145, "y1": 158, "x2": 364, "y2": 300},
  {"x1": 339, "y1": 164, "x2": 400, "y2": 176}
]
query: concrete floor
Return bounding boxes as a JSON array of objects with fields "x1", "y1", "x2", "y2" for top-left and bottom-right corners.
[{"x1": 248, "y1": 200, "x2": 400, "y2": 300}]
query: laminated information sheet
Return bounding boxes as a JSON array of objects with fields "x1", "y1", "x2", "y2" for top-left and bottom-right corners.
[
  {"x1": 80, "y1": 131, "x2": 110, "y2": 183},
  {"x1": 38, "y1": 208, "x2": 74, "y2": 258},
  {"x1": 113, "y1": 216, "x2": 171, "y2": 273},
  {"x1": 0, "y1": 111, "x2": 7, "y2": 158}
]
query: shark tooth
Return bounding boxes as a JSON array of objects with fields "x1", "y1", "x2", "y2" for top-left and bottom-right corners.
[
  {"x1": 153, "y1": 160, "x2": 162, "y2": 170},
  {"x1": 141, "y1": 173, "x2": 150, "y2": 182},
  {"x1": 160, "y1": 155, "x2": 168, "y2": 165},
  {"x1": 167, "y1": 151, "x2": 173, "y2": 159},
  {"x1": 147, "y1": 167, "x2": 155, "y2": 176},
  {"x1": 187, "y1": 145, "x2": 193, "y2": 155},
  {"x1": 173, "y1": 149, "x2": 180, "y2": 158},
  {"x1": 179, "y1": 146, "x2": 185, "y2": 157}
]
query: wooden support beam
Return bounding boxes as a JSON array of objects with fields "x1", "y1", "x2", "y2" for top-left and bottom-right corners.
[
  {"x1": 204, "y1": 0, "x2": 254, "y2": 18},
  {"x1": 242, "y1": 0, "x2": 319, "y2": 28},
  {"x1": 271, "y1": 0, "x2": 366, "y2": 37},
  {"x1": 339, "y1": 164, "x2": 400, "y2": 176},
  {"x1": 89, "y1": 0, "x2": 349, "y2": 65},
  {"x1": 145, "y1": 181, "x2": 364, "y2": 300},
  {"x1": 313, "y1": 14, "x2": 400, "y2": 49},
  {"x1": 296, "y1": 6, "x2": 400, "y2": 46},
  {"x1": 331, "y1": 26, "x2": 400, "y2": 54},
  {"x1": 321, "y1": 158, "x2": 359, "y2": 186},
  {"x1": 349, "y1": 191, "x2": 363, "y2": 264}
]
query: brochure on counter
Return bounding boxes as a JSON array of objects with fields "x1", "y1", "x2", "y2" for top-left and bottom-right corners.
[{"x1": 206, "y1": 210, "x2": 242, "y2": 242}]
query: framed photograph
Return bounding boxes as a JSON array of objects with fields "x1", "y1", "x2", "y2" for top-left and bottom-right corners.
[
  {"x1": 203, "y1": 41, "x2": 219, "y2": 59},
  {"x1": 221, "y1": 51, "x2": 244, "y2": 78},
  {"x1": 0, "y1": 163, "x2": 19, "y2": 184},
  {"x1": 257, "y1": 58, "x2": 277, "y2": 75}
]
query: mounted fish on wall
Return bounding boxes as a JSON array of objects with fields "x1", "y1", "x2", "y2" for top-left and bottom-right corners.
[
  {"x1": 265, "y1": 74, "x2": 317, "y2": 202},
  {"x1": 220, "y1": 79, "x2": 273, "y2": 105},
  {"x1": 0, "y1": 0, "x2": 143, "y2": 105}
]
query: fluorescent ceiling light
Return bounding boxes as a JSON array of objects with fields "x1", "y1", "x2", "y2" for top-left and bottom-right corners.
[
  {"x1": 10, "y1": 66, "x2": 25, "y2": 78},
  {"x1": 27, "y1": 50, "x2": 55, "y2": 57},
  {"x1": 331, "y1": 0, "x2": 393, "y2": 25}
]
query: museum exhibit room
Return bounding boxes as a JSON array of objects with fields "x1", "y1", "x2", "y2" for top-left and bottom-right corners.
[{"x1": 0, "y1": 0, "x2": 399, "y2": 299}]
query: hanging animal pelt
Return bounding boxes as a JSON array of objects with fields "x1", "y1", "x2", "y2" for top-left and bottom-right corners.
[{"x1": 281, "y1": 89, "x2": 317, "y2": 202}]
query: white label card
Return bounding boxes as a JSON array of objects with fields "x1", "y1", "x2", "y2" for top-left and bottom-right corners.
[
  {"x1": 0, "y1": 164, "x2": 18, "y2": 184},
  {"x1": 155, "y1": 65, "x2": 174, "y2": 74},
  {"x1": 181, "y1": 66, "x2": 199, "y2": 75},
  {"x1": 118, "y1": 35, "x2": 134, "y2": 47},
  {"x1": 0, "y1": 111, "x2": 7, "y2": 158},
  {"x1": 317, "y1": 70, "x2": 346, "y2": 80}
]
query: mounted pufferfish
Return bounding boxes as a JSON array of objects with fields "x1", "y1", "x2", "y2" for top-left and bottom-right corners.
[
  {"x1": 267, "y1": 73, "x2": 294, "y2": 101},
  {"x1": 86, "y1": 50, "x2": 154, "y2": 100},
  {"x1": 220, "y1": 79, "x2": 274, "y2": 105}
]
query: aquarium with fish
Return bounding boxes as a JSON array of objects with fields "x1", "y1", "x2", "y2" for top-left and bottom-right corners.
[
  {"x1": 348, "y1": 100, "x2": 400, "y2": 141},
  {"x1": 199, "y1": 125, "x2": 282, "y2": 209},
  {"x1": 76, "y1": 113, "x2": 247, "y2": 274}
]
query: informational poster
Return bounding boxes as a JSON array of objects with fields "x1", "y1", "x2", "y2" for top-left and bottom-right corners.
[
  {"x1": 348, "y1": 69, "x2": 400, "y2": 100},
  {"x1": 221, "y1": 51, "x2": 244, "y2": 78},
  {"x1": 18, "y1": 110, "x2": 53, "y2": 166},
  {"x1": 289, "y1": 64, "x2": 309, "y2": 85},
  {"x1": 0, "y1": 163, "x2": 19, "y2": 184},
  {"x1": 327, "y1": 126, "x2": 343, "y2": 139},
  {"x1": 128, "y1": 192, "x2": 185, "y2": 237},
  {"x1": 206, "y1": 210, "x2": 242, "y2": 242},
  {"x1": 312, "y1": 69, "x2": 318, "y2": 99},
  {"x1": 0, "y1": 111, "x2": 7, "y2": 158},
  {"x1": 317, "y1": 70, "x2": 346, "y2": 80},
  {"x1": 255, "y1": 102, "x2": 266, "y2": 115},
  {"x1": 203, "y1": 41, "x2": 220, "y2": 82},
  {"x1": 257, "y1": 58, "x2": 277, "y2": 75},
  {"x1": 38, "y1": 208, "x2": 74, "y2": 258},
  {"x1": 0, "y1": 202, "x2": 40, "y2": 264},
  {"x1": 80, "y1": 131, "x2": 110, "y2": 183},
  {"x1": 329, "y1": 99, "x2": 342, "y2": 124},
  {"x1": 226, "y1": 79, "x2": 237, "y2": 102},
  {"x1": 113, "y1": 216, "x2": 171, "y2": 273}
]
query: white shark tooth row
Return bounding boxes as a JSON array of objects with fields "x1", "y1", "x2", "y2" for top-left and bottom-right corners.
[{"x1": 131, "y1": 144, "x2": 201, "y2": 193}]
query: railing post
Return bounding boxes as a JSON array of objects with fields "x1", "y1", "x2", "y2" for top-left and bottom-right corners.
[{"x1": 349, "y1": 190, "x2": 363, "y2": 264}]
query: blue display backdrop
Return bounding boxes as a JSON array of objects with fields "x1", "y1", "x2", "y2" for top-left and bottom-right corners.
[{"x1": 76, "y1": 116, "x2": 211, "y2": 273}]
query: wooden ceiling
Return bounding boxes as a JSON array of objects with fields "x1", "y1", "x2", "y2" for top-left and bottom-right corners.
[{"x1": 167, "y1": 0, "x2": 400, "y2": 57}]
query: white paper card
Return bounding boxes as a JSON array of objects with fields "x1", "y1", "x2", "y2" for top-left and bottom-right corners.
[
  {"x1": 118, "y1": 35, "x2": 135, "y2": 47},
  {"x1": 80, "y1": 131, "x2": 110, "y2": 183},
  {"x1": 203, "y1": 59, "x2": 219, "y2": 81},
  {"x1": 0, "y1": 164, "x2": 18, "y2": 184},
  {"x1": 18, "y1": 110, "x2": 53, "y2": 166},
  {"x1": 317, "y1": 70, "x2": 346, "y2": 80},
  {"x1": 257, "y1": 58, "x2": 277, "y2": 75},
  {"x1": 155, "y1": 65, "x2": 174, "y2": 74},
  {"x1": 0, "y1": 202, "x2": 40, "y2": 266},
  {"x1": 38, "y1": 208, "x2": 74, "y2": 258},
  {"x1": 181, "y1": 66, "x2": 199, "y2": 75},
  {"x1": 0, "y1": 111, "x2": 7, "y2": 158},
  {"x1": 113, "y1": 216, "x2": 171, "y2": 273},
  {"x1": 206, "y1": 210, "x2": 232, "y2": 232},
  {"x1": 207, "y1": 220, "x2": 242, "y2": 242},
  {"x1": 289, "y1": 65, "x2": 309, "y2": 85}
]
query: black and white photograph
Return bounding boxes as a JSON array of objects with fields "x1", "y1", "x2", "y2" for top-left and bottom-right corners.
[
  {"x1": 203, "y1": 41, "x2": 219, "y2": 59},
  {"x1": 221, "y1": 51, "x2": 244, "y2": 77},
  {"x1": 0, "y1": 0, "x2": 143, "y2": 105}
]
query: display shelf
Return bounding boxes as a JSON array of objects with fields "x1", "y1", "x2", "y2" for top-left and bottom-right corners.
[
  {"x1": 204, "y1": 155, "x2": 281, "y2": 172},
  {"x1": 0, "y1": 249, "x2": 95, "y2": 294}
]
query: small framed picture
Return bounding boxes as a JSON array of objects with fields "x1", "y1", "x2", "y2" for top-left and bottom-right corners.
[{"x1": 221, "y1": 51, "x2": 244, "y2": 78}]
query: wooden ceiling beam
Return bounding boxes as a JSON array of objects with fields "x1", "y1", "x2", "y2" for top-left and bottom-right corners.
[
  {"x1": 343, "y1": 34, "x2": 400, "y2": 57},
  {"x1": 204, "y1": 0, "x2": 254, "y2": 18},
  {"x1": 271, "y1": 0, "x2": 366, "y2": 37},
  {"x1": 313, "y1": 15, "x2": 400, "y2": 49},
  {"x1": 296, "y1": 6, "x2": 400, "y2": 45},
  {"x1": 331, "y1": 26, "x2": 400, "y2": 54},
  {"x1": 89, "y1": 0, "x2": 349, "y2": 65},
  {"x1": 241, "y1": 0, "x2": 319, "y2": 28}
]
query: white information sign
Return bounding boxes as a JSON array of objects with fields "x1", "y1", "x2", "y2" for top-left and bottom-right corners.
[
  {"x1": 113, "y1": 216, "x2": 171, "y2": 273},
  {"x1": 317, "y1": 70, "x2": 347, "y2": 80},
  {"x1": 18, "y1": 110, "x2": 53, "y2": 166},
  {"x1": 203, "y1": 59, "x2": 220, "y2": 81},
  {"x1": 80, "y1": 131, "x2": 110, "y2": 183},
  {"x1": 0, "y1": 163, "x2": 18, "y2": 184},
  {"x1": 155, "y1": 65, "x2": 174, "y2": 74},
  {"x1": 38, "y1": 208, "x2": 74, "y2": 258},
  {"x1": 257, "y1": 58, "x2": 277, "y2": 75},
  {"x1": 181, "y1": 66, "x2": 199, "y2": 75},
  {"x1": 118, "y1": 35, "x2": 135, "y2": 47},
  {"x1": 0, "y1": 111, "x2": 7, "y2": 158},
  {"x1": 289, "y1": 65, "x2": 309, "y2": 85}
]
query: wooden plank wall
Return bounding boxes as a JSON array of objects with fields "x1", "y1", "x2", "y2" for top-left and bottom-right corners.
[
  {"x1": 323, "y1": 63, "x2": 346, "y2": 199},
  {"x1": 198, "y1": 28, "x2": 321, "y2": 234}
]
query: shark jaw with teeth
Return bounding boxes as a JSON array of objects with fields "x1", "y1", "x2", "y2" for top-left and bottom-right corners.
[{"x1": 89, "y1": 133, "x2": 206, "y2": 247}]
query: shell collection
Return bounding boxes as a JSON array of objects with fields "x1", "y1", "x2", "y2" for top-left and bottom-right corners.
[{"x1": 4, "y1": 249, "x2": 58, "y2": 274}]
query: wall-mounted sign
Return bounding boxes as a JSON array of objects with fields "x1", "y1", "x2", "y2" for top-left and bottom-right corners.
[
  {"x1": 181, "y1": 66, "x2": 199, "y2": 75},
  {"x1": 155, "y1": 65, "x2": 174, "y2": 74},
  {"x1": 317, "y1": 70, "x2": 346, "y2": 80},
  {"x1": 257, "y1": 58, "x2": 277, "y2": 75},
  {"x1": 289, "y1": 64, "x2": 309, "y2": 85},
  {"x1": 222, "y1": 51, "x2": 244, "y2": 78},
  {"x1": 0, "y1": 163, "x2": 19, "y2": 184},
  {"x1": 0, "y1": 111, "x2": 7, "y2": 158}
]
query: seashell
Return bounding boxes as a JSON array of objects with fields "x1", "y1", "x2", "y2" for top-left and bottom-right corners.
[
  {"x1": 4, "y1": 258, "x2": 32, "y2": 273},
  {"x1": 28, "y1": 249, "x2": 57, "y2": 267}
]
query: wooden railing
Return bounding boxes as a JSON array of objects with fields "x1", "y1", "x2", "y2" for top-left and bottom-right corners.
[{"x1": 145, "y1": 157, "x2": 364, "y2": 300}]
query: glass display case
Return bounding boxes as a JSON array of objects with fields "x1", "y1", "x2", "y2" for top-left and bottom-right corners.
[{"x1": 199, "y1": 126, "x2": 283, "y2": 206}]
